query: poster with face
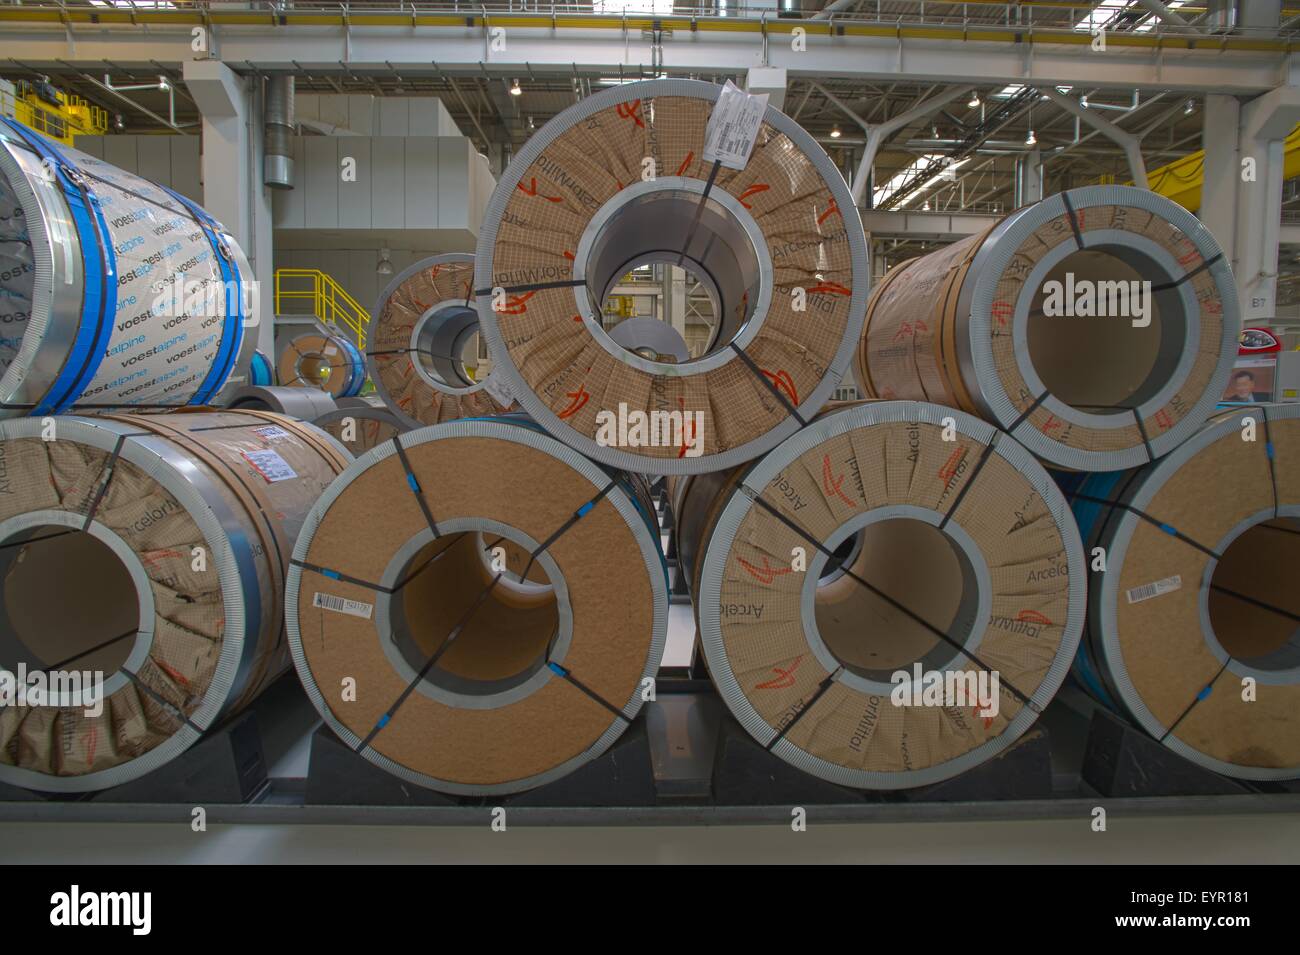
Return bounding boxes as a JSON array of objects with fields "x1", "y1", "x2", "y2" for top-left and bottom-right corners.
[{"x1": 1221, "y1": 357, "x2": 1277, "y2": 403}]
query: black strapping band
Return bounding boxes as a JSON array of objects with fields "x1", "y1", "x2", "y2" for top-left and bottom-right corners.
[
  {"x1": 521, "y1": 481, "x2": 616, "y2": 581},
  {"x1": 1159, "y1": 659, "x2": 1231, "y2": 744},
  {"x1": 122, "y1": 668, "x2": 204, "y2": 734},
  {"x1": 547, "y1": 661, "x2": 630, "y2": 723},
  {"x1": 938, "y1": 435, "x2": 999, "y2": 531},
  {"x1": 1067, "y1": 492, "x2": 1222, "y2": 561},
  {"x1": 677, "y1": 159, "x2": 723, "y2": 267},
  {"x1": 356, "y1": 574, "x2": 503, "y2": 753},
  {"x1": 81, "y1": 433, "x2": 127, "y2": 529},
  {"x1": 1132, "y1": 407, "x2": 1156, "y2": 464},
  {"x1": 392, "y1": 435, "x2": 440, "y2": 539},
  {"x1": 1060, "y1": 192, "x2": 1085, "y2": 250},
  {"x1": 728, "y1": 343, "x2": 807, "y2": 426},
  {"x1": 766, "y1": 669, "x2": 840, "y2": 750},
  {"x1": 473, "y1": 278, "x2": 587, "y2": 297},
  {"x1": 291, "y1": 558, "x2": 391, "y2": 594},
  {"x1": 1005, "y1": 390, "x2": 1049, "y2": 436},
  {"x1": 1151, "y1": 252, "x2": 1224, "y2": 292}
]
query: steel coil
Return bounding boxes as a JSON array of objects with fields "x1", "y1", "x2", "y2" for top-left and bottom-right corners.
[
  {"x1": 276, "y1": 330, "x2": 365, "y2": 398},
  {"x1": 475, "y1": 78, "x2": 869, "y2": 474},
  {"x1": 369, "y1": 253, "x2": 512, "y2": 427},
  {"x1": 685, "y1": 400, "x2": 1085, "y2": 788},
  {"x1": 0, "y1": 410, "x2": 350, "y2": 791},
  {"x1": 1067, "y1": 404, "x2": 1300, "y2": 779},
  {"x1": 858, "y1": 185, "x2": 1240, "y2": 471},
  {"x1": 0, "y1": 119, "x2": 256, "y2": 416},
  {"x1": 225, "y1": 384, "x2": 338, "y2": 420},
  {"x1": 286, "y1": 416, "x2": 668, "y2": 795}
]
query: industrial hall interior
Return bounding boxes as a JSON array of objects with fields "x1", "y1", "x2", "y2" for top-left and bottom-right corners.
[{"x1": 0, "y1": 0, "x2": 1298, "y2": 868}]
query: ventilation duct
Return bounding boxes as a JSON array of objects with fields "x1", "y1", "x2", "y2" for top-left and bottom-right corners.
[{"x1": 264, "y1": 75, "x2": 295, "y2": 190}]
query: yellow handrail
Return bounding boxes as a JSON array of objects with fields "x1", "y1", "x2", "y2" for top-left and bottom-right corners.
[{"x1": 274, "y1": 268, "x2": 371, "y2": 350}]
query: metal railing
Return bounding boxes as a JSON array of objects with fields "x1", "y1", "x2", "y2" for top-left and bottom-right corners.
[{"x1": 274, "y1": 268, "x2": 372, "y2": 349}]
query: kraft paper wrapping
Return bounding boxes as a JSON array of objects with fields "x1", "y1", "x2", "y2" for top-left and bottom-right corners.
[
  {"x1": 1071, "y1": 404, "x2": 1300, "y2": 779},
  {"x1": 0, "y1": 410, "x2": 348, "y2": 790},
  {"x1": 369, "y1": 254, "x2": 511, "y2": 427},
  {"x1": 858, "y1": 186, "x2": 1239, "y2": 472},
  {"x1": 476, "y1": 80, "x2": 868, "y2": 474},
  {"x1": 286, "y1": 418, "x2": 668, "y2": 795},
  {"x1": 692, "y1": 401, "x2": 1085, "y2": 788}
]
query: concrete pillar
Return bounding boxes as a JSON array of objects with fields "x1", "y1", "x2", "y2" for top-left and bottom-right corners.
[
  {"x1": 1014, "y1": 149, "x2": 1043, "y2": 208},
  {"x1": 182, "y1": 60, "x2": 276, "y2": 355},
  {"x1": 1202, "y1": 86, "x2": 1300, "y2": 325}
]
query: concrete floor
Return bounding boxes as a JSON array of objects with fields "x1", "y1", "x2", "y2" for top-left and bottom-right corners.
[{"x1": 2, "y1": 812, "x2": 1297, "y2": 864}]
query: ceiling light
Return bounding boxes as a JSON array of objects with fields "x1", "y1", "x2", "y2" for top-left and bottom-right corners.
[
  {"x1": 158, "y1": 75, "x2": 170, "y2": 92},
  {"x1": 1080, "y1": 95, "x2": 1089, "y2": 109},
  {"x1": 376, "y1": 248, "x2": 394, "y2": 276},
  {"x1": 114, "y1": 113, "x2": 125, "y2": 131},
  {"x1": 1025, "y1": 129, "x2": 1037, "y2": 146},
  {"x1": 922, "y1": 200, "x2": 930, "y2": 211},
  {"x1": 509, "y1": 79, "x2": 522, "y2": 96},
  {"x1": 1184, "y1": 98, "x2": 1196, "y2": 115},
  {"x1": 829, "y1": 126, "x2": 841, "y2": 139},
  {"x1": 968, "y1": 92, "x2": 980, "y2": 109}
]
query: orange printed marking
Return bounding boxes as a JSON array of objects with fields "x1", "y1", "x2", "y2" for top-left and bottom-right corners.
[
  {"x1": 85, "y1": 724, "x2": 99, "y2": 766},
  {"x1": 675, "y1": 152, "x2": 695, "y2": 176},
  {"x1": 427, "y1": 264, "x2": 442, "y2": 280},
  {"x1": 808, "y1": 281, "x2": 851, "y2": 297},
  {"x1": 517, "y1": 177, "x2": 563, "y2": 203},
  {"x1": 816, "y1": 197, "x2": 841, "y2": 227},
  {"x1": 557, "y1": 385, "x2": 590, "y2": 419},
  {"x1": 677, "y1": 396, "x2": 697, "y2": 459},
  {"x1": 938, "y1": 446, "x2": 967, "y2": 485},
  {"x1": 822, "y1": 454, "x2": 856, "y2": 508},
  {"x1": 563, "y1": 250, "x2": 575, "y2": 261},
  {"x1": 497, "y1": 290, "x2": 538, "y2": 315},
  {"x1": 762, "y1": 368, "x2": 798, "y2": 405},
  {"x1": 1042, "y1": 414, "x2": 1063, "y2": 434},
  {"x1": 737, "y1": 183, "x2": 770, "y2": 209},
  {"x1": 892, "y1": 319, "x2": 929, "y2": 342},
  {"x1": 1177, "y1": 247, "x2": 1201, "y2": 267},
  {"x1": 738, "y1": 555, "x2": 794, "y2": 585},
  {"x1": 1154, "y1": 408, "x2": 1174, "y2": 430},
  {"x1": 1017, "y1": 609, "x2": 1054, "y2": 626},
  {"x1": 991, "y1": 301, "x2": 1014, "y2": 326},
  {"x1": 572, "y1": 314, "x2": 584, "y2": 322},
  {"x1": 156, "y1": 659, "x2": 193, "y2": 688},
  {"x1": 616, "y1": 100, "x2": 645, "y2": 128},
  {"x1": 756, "y1": 655, "x2": 804, "y2": 690}
]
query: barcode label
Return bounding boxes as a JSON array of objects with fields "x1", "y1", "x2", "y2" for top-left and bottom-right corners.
[
  {"x1": 481, "y1": 372, "x2": 514, "y2": 408},
  {"x1": 1126, "y1": 574, "x2": 1182, "y2": 604},
  {"x1": 703, "y1": 80, "x2": 768, "y2": 171},
  {"x1": 242, "y1": 448, "x2": 297, "y2": 483},
  {"x1": 253, "y1": 425, "x2": 292, "y2": 441},
  {"x1": 313, "y1": 592, "x2": 374, "y2": 619}
]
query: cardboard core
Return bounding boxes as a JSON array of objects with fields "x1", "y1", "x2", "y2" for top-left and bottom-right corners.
[
  {"x1": 0, "y1": 526, "x2": 139, "y2": 674},
  {"x1": 583, "y1": 187, "x2": 760, "y2": 366},
  {"x1": 390, "y1": 530, "x2": 559, "y2": 696},
  {"x1": 1026, "y1": 246, "x2": 1183, "y2": 414},
  {"x1": 813, "y1": 518, "x2": 977, "y2": 680},
  {"x1": 1207, "y1": 519, "x2": 1300, "y2": 671},
  {"x1": 414, "y1": 303, "x2": 483, "y2": 390}
]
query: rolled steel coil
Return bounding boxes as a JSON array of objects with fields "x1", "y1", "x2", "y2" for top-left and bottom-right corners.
[
  {"x1": 225, "y1": 383, "x2": 338, "y2": 420},
  {"x1": 0, "y1": 410, "x2": 351, "y2": 791},
  {"x1": 286, "y1": 417, "x2": 668, "y2": 795},
  {"x1": 1066, "y1": 404, "x2": 1300, "y2": 779},
  {"x1": 369, "y1": 253, "x2": 512, "y2": 428},
  {"x1": 857, "y1": 185, "x2": 1240, "y2": 472},
  {"x1": 0, "y1": 119, "x2": 256, "y2": 416},
  {"x1": 277, "y1": 329, "x2": 365, "y2": 398},
  {"x1": 313, "y1": 403, "x2": 405, "y2": 455},
  {"x1": 474, "y1": 78, "x2": 869, "y2": 474},
  {"x1": 680, "y1": 400, "x2": 1085, "y2": 789}
]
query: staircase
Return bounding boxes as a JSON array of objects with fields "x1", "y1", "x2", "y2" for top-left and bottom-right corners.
[{"x1": 274, "y1": 268, "x2": 371, "y2": 350}]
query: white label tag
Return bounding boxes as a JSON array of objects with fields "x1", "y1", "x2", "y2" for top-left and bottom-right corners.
[
  {"x1": 1126, "y1": 574, "x2": 1182, "y2": 605},
  {"x1": 253, "y1": 425, "x2": 292, "y2": 441},
  {"x1": 703, "y1": 80, "x2": 768, "y2": 171},
  {"x1": 313, "y1": 592, "x2": 374, "y2": 619},
  {"x1": 481, "y1": 372, "x2": 515, "y2": 408},
  {"x1": 242, "y1": 448, "x2": 298, "y2": 483}
]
